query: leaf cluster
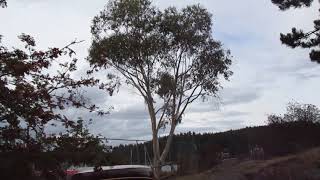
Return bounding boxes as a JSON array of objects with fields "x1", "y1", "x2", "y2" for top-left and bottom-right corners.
[{"x1": 0, "y1": 34, "x2": 107, "y2": 153}]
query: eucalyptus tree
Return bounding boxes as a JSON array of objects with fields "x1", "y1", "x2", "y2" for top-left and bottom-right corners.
[{"x1": 89, "y1": 0, "x2": 232, "y2": 177}]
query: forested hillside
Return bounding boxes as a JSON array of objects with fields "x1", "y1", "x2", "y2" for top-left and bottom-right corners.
[{"x1": 110, "y1": 121, "x2": 320, "y2": 173}]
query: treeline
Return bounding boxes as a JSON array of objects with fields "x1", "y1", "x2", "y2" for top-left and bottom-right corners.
[
  {"x1": 110, "y1": 102, "x2": 320, "y2": 173},
  {"x1": 110, "y1": 121, "x2": 320, "y2": 172},
  {"x1": 0, "y1": 119, "x2": 110, "y2": 179}
]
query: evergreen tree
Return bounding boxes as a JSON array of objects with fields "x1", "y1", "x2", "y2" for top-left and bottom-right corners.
[{"x1": 271, "y1": 0, "x2": 320, "y2": 62}]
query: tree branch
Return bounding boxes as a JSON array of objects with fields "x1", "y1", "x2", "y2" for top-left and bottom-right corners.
[{"x1": 176, "y1": 85, "x2": 203, "y2": 122}]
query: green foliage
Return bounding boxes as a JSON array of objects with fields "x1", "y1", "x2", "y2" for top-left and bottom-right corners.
[{"x1": 271, "y1": 0, "x2": 320, "y2": 62}]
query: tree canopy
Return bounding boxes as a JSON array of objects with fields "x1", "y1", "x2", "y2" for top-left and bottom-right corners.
[
  {"x1": 271, "y1": 0, "x2": 320, "y2": 62},
  {"x1": 0, "y1": 34, "x2": 110, "y2": 179},
  {"x1": 267, "y1": 102, "x2": 320, "y2": 124},
  {"x1": 0, "y1": 34, "x2": 107, "y2": 152}
]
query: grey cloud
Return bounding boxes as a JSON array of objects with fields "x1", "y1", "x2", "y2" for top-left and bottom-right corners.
[
  {"x1": 212, "y1": 119, "x2": 245, "y2": 128},
  {"x1": 187, "y1": 100, "x2": 220, "y2": 113},
  {"x1": 220, "y1": 87, "x2": 261, "y2": 106},
  {"x1": 294, "y1": 72, "x2": 320, "y2": 81},
  {"x1": 269, "y1": 61, "x2": 314, "y2": 74},
  {"x1": 188, "y1": 85, "x2": 262, "y2": 111},
  {"x1": 89, "y1": 104, "x2": 151, "y2": 139},
  {"x1": 109, "y1": 106, "x2": 149, "y2": 121},
  {"x1": 222, "y1": 111, "x2": 249, "y2": 118},
  {"x1": 261, "y1": 59, "x2": 320, "y2": 84}
]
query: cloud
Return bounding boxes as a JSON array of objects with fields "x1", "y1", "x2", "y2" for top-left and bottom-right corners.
[
  {"x1": 219, "y1": 87, "x2": 262, "y2": 106},
  {"x1": 223, "y1": 111, "x2": 249, "y2": 118}
]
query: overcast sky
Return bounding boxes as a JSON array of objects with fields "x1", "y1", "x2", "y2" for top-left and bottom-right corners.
[{"x1": 1, "y1": 0, "x2": 319, "y2": 145}]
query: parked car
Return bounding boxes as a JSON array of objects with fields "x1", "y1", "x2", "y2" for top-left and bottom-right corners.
[{"x1": 68, "y1": 165, "x2": 153, "y2": 180}]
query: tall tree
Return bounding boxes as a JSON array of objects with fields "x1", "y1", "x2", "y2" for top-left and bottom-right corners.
[
  {"x1": 88, "y1": 0, "x2": 232, "y2": 178},
  {"x1": 271, "y1": 0, "x2": 320, "y2": 62},
  {"x1": 1, "y1": 3, "x2": 111, "y2": 179}
]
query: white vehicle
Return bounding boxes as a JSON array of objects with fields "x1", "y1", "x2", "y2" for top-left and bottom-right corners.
[{"x1": 67, "y1": 165, "x2": 153, "y2": 180}]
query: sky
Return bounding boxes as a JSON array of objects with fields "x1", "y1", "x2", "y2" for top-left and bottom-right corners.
[{"x1": 1, "y1": 0, "x2": 319, "y2": 145}]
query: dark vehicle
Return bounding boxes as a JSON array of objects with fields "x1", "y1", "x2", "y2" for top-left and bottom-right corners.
[{"x1": 69, "y1": 165, "x2": 153, "y2": 180}]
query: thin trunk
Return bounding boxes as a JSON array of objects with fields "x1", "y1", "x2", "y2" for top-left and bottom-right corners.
[
  {"x1": 152, "y1": 140, "x2": 161, "y2": 180},
  {"x1": 152, "y1": 121, "x2": 161, "y2": 179},
  {"x1": 160, "y1": 122, "x2": 176, "y2": 162},
  {"x1": 146, "y1": 99, "x2": 161, "y2": 179}
]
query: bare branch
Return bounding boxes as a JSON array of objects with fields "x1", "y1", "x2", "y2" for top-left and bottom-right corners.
[
  {"x1": 156, "y1": 94, "x2": 173, "y2": 132},
  {"x1": 177, "y1": 85, "x2": 203, "y2": 122}
]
